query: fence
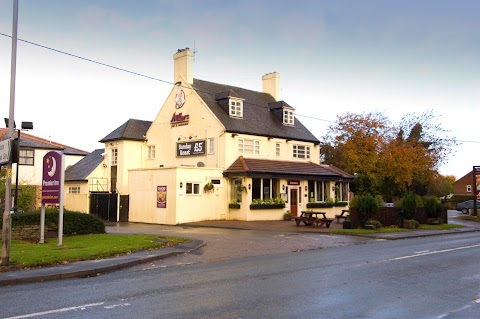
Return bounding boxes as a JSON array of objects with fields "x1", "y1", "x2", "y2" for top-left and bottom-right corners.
[{"x1": 350, "y1": 206, "x2": 447, "y2": 228}]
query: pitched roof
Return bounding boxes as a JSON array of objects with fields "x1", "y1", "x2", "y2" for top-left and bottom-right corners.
[
  {"x1": 224, "y1": 156, "x2": 354, "y2": 180},
  {"x1": 0, "y1": 128, "x2": 88, "y2": 156},
  {"x1": 99, "y1": 119, "x2": 152, "y2": 143},
  {"x1": 65, "y1": 149, "x2": 104, "y2": 181},
  {"x1": 192, "y1": 79, "x2": 320, "y2": 144}
]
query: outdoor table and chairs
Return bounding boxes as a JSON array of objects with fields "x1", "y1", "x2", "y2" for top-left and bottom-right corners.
[{"x1": 294, "y1": 211, "x2": 334, "y2": 228}]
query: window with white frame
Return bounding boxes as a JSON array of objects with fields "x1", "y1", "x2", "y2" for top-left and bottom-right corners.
[
  {"x1": 467, "y1": 185, "x2": 472, "y2": 192},
  {"x1": 68, "y1": 186, "x2": 80, "y2": 194},
  {"x1": 147, "y1": 145, "x2": 155, "y2": 160},
  {"x1": 275, "y1": 143, "x2": 281, "y2": 156},
  {"x1": 229, "y1": 99, "x2": 243, "y2": 118},
  {"x1": 335, "y1": 182, "x2": 349, "y2": 201},
  {"x1": 19, "y1": 149, "x2": 34, "y2": 165},
  {"x1": 251, "y1": 178, "x2": 279, "y2": 200},
  {"x1": 293, "y1": 145, "x2": 310, "y2": 159},
  {"x1": 111, "y1": 148, "x2": 118, "y2": 166},
  {"x1": 283, "y1": 109, "x2": 294, "y2": 125},
  {"x1": 208, "y1": 138, "x2": 215, "y2": 154},
  {"x1": 238, "y1": 138, "x2": 260, "y2": 155},
  {"x1": 186, "y1": 182, "x2": 201, "y2": 195}
]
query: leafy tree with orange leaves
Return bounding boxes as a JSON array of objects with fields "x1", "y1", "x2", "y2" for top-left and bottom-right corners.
[{"x1": 321, "y1": 110, "x2": 456, "y2": 201}]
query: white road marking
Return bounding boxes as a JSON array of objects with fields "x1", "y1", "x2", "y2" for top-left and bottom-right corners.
[
  {"x1": 104, "y1": 303, "x2": 131, "y2": 309},
  {"x1": 385, "y1": 243, "x2": 480, "y2": 262},
  {"x1": 3, "y1": 302, "x2": 105, "y2": 319}
]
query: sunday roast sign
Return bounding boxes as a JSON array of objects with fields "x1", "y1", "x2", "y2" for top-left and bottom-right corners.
[{"x1": 42, "y1": 151, "x2": 63, "y2": 204}]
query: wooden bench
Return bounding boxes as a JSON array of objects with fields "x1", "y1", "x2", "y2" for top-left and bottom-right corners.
[
  {"x1": 335, "y1": 210, "x2": 349, "y2": 224},
  {"x1": 315, "y1": 218, "x2": 333, "y2": 228},
  {"x1": 294, "y1": 216, "x2": 318, "y2": 226}
]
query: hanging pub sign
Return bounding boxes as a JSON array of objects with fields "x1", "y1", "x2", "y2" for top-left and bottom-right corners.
[{"x1": 177, "y1": 140, "x2": 206, "y2": 157}]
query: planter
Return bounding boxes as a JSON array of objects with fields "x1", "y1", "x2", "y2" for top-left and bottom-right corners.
[
  {"x1": 229, "y1": 203, "x2": 240, "y2": 209},
  {"x1": 250, "y1": 203, "x2": 285, "y2": 210},
  {"x1": 307, "y1": 201, "x2": 348, "y2": 208}
]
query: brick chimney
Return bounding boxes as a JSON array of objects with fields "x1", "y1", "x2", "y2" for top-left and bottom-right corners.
[
  {"x1": 262, "y1": 72, "x2": 280, "y2": 101},
  {"x1": 173, "y1": 48, "x2": 194, "y2": 85}
]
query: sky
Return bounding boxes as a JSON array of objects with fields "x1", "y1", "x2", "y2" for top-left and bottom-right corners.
[{"x1": 0, "y1": 0, "x2": 479, "y2": 179}]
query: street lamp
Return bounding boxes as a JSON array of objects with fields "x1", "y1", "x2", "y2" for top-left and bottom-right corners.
[{"x1": 4, "y1": 118, "x2": 33, "y2": 213}]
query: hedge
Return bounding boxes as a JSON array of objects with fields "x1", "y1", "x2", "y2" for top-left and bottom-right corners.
[{"x1": 1, "y1": 209, "x2": 105, "y2": 235}]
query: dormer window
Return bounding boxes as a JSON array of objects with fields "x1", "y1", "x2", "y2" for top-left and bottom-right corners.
[
  {"x1": 283, "y1": 108, "x2": 294, "y2": 125},
  {"x1": 229, "y1": 99, "x2": 243, "y2": 118}
]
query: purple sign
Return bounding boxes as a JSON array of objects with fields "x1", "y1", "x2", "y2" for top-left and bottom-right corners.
[
  {"x1": 157, "y1": 186, "x2": 167, "y2": 208},
  {"x1": 42, "y1": 151, "x2": 63, "y2": 204}
]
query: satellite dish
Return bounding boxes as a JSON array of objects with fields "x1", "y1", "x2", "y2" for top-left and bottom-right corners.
[{"x1": 197, "y1": 162, "x2": 205, "y2": 167}]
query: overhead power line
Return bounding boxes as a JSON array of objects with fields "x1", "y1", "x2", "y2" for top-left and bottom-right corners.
[
  {"x1": 1, "y1": 32, "x2": 480, "y2": 145},
  {"x1": 0, "y1": 32, "x2": 172, "y2": 85}
]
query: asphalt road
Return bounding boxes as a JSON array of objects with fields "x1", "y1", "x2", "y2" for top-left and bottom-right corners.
[{"x1": 1, "y1": 230, "x2": 479, "y2": 319}]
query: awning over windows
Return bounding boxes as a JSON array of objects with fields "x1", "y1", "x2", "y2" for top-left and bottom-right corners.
[{"x1": 223, "y1": 156, "x2": 354, "y2": 181}]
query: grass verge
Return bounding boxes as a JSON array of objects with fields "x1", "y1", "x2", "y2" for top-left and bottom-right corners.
[
  {"x1": 457, "y1": 215, "x2": 480, "y2": 223},
  {"x1": 0, "y1": 234, "x2": 190, "y2": 272},
  {"x1": 331, "y1": 223, "x2": 464, "y2": 235}
]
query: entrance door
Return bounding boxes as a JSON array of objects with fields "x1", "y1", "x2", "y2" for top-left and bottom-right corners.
[{"x1": 290, "y1": 188, "x2": 298, "y2": 216}]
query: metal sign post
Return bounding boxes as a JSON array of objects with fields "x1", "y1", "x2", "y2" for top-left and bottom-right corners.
[{"x1": 1, "y1": 0, "x2": 19, "y2": 267}]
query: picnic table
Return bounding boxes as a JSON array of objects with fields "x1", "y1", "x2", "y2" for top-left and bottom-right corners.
[
  {"x1": 335, "y1": 209, "x2": 349, "y2": 224},
  {"x1": 294, "y1": 211, "x2": 333, "y2": 228}
]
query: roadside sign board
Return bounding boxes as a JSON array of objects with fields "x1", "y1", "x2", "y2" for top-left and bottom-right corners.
[
  {"x1": 42, "y1": 151, "x2": 63, "y2": 204},
  {"x1": 0, "y1": 139, "x2": 11, "y2": 165}
]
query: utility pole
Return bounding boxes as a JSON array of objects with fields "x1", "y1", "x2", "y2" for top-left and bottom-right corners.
[{"x1": 2, "y1": 0, "x2": 19, "y2": 266}]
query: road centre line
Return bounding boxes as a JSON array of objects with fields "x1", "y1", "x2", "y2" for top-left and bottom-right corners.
[
  {"x1": 384, "y1": 244, "x2": 480, "y2": 262},
  {"x1": 3, "y1": 302, "x2": 105, "y2": 319}
]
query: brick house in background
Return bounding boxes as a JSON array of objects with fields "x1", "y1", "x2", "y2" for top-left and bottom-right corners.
[{"x1": 453, "y1": 170, "x2": 475, "y2": 198}]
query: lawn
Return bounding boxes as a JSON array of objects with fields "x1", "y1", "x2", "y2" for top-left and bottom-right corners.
[{"x1": 0, "y1": 233, "x2": 190, "y2": 271}]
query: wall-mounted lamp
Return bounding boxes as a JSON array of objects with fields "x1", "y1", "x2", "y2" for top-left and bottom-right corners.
[
  {"x1": 305, "y1": 185, "x2": 308, "y2": 191},
  {"x1": 180, "y1": 182, "x2": 183, "y2": 188},
  {"x1": 248, "y1": 184, "x2": 251, "y2": 190},
  {"x1": 332, "y1": 186, "x2": 335, "y2": 192},
  {"x1": 282, "y1": 185, "x2": 285, "y2": 191},
  {"x1": 102, "y1": 163, "x2": 107, "y2": 168}
]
